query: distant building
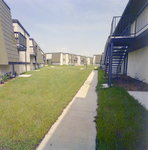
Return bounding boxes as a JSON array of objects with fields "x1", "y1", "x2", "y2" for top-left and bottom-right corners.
[
  {"x1": 93, "y1": 54, "x2": 102, "y2": 65},
  {"x1": 86, "y1": 57, "x2": 93, "y2": 65},
  {"x1": 51, "y1": 52, "x2": 63, "y2": 65},
  {"x1": 62, "y1": 53, "x2": 69, "y2": 65},
  {"x1": 46, "y1": 53, "x2": 93, "y2": 66}
]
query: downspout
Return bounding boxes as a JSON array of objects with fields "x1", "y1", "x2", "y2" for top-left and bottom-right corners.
[
  {"x1": 134, "y1": 15, "x2": 137, "y2": 37},
  {"x1": 125, "y1": 53, "x2": 128, "y2": 75},
  {"x1": 108, "y1": 42, "x2": 113, "y2": 87},
  {"x1": 25, "y1": 50, "x2": 27, "y2": 72},
  {"x1": 123, "y1": 55, "x2": 126, "y2": 75},
  {"x1": 13, "y1": 64, "x2": 14, "y2": 75}
]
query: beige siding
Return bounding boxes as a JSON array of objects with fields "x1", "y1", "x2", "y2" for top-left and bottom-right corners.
[
  {"x1": 131, "y1": 6, "x2": 148, "y2": 36},
  {"x1": 63, "y1": 53, "x2": 66, "y2": 65},
  {"x1": 0, "y1": 65, "x2": 12, "y2": 75},
  {"x1": 69, "y1": 54, "x2": 72, "y2": 64},
  {"x1": 127, "y1": 46, "x2": 148, "y2": 83},
  {"x1": 46, "y1": 53, "x2": 52, "y2": 59},
  {"x1": 65, "y1": 54, "x2": 69, "y2": 65},
  {"x1": 87, "y1": 57, "x2": 90, "y2": 65},
  {"x1": 0, "y1": 20, "x2": 8, "y2": 64},
  {"x1": 90, "y1": 57, "x2": 93, "y2": 64},
  {"x1": 95, "y1": 55, "x2": 101, "y2": 64},
  {"x1": 52, "y1": 53, "x2": 61, "y2": 63},
  {"x1": 76, "y1": 55, "x2": 81, "y2": 65},
  {"x1": 93, "y1": 55, "x2": 101, "y2": 64},
  {"x1": 37, "y1": 48, "x2": 43, "y2": 64},
  {"x1": 136, "y1": 6, "x2": 148, "y2": 35}
]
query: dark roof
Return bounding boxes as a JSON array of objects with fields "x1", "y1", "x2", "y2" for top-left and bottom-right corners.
[
  {"x1": 122, "y1": 0, "x2": 147, "y2": 16},
  {"x1": 29, "y1": 38, "x2": 34, "y2": 41},
  {"x1": 12, "y1": 19, "x2": 30, "y2": 36},
  {"x1": 2, "y1": 0, "x2": 10, "y2": 10}
]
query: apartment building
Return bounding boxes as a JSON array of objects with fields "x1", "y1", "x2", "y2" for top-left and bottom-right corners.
[
  {"x1": 80, "y1": 56, "x2": 86, "y2": 65},
  {"x1": 62, "y1": 53, "x2": 69, "y2": 65},
  {"x1": 72, "y1": 54, "x2": 78, "y2": 65},
  {"x1": 93, "y1": 54, "x2": 102, "y2": 65},
  {"x1": 0, "y1": 0, "x2": 19, "y2": 76},
  {"x1": 12, "y1": 19, "x2": 30, "y2": 74},
  {"x1": 46, "y1": 53, "x2": 52, "y2": 65},
  {"x1": 90, "y1": 57, "x2": 93, "y2": 65},
  {"x1": 46, "y1": 52, "x2": 71, "y2": 65},
  {"x1": 0, "y1": 0, "x2": 46, "y2": 77},
  {"x1": 101, "y1": 0, "x2": 148, "y2": 86},
  {"x1": 86, "y1": 57, "x2": 93, "y2": 65},
  {"x1": 30, "y1": 38, "x2": 45, "y2": 70},
  {"x1": 46, "y1": 53, "x2": 91, "y2": 66},
  {"x1": 51, "y1": 52, "x2": 63, "y2": 65},
  {"x1": 76, "y1": 55, "x2": 81, "y2": 65}
]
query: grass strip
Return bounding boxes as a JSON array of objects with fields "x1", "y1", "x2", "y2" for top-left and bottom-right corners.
[
  {"x1": 0, "y1": 65, "x2": 95, "y2": 149},
  {"x1": 95, "y1": 68, "x2": 148, "y2": 150}
]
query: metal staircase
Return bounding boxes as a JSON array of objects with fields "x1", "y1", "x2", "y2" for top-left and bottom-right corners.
[
  {"x1": 102, "y1": 15, "x2": 137, "y2": 86},
  {"x1": 104, "y1": 46, "x2": 128, "y2": 78},
  {"x1": 101, "y1": 1, "x2": 148, "y2": 87}
]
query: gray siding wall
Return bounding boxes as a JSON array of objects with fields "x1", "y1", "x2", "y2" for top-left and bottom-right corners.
[
  {"x1": 52, "y1": 53, "x2": 61, "y2": 63},
  {"x1": 95, "y1": 55, "x2": 101, "y2": 64},
  {"x1": 0, "y1": 0, "x2": 19, "y2": 62}
]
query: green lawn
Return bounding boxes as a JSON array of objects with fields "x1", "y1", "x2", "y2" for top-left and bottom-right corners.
[
  {"x1": 0, "y1": 65, "x2": 95, "y2": 149},
  {"x1": 95, "y1": 68, "x2": 148, "y2": 150}
]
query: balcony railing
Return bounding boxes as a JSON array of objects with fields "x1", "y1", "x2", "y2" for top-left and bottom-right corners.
[
  {"x1": 42, "y1": 54, "x2": 46, "y2": 61},
  {"x1": 14, "y1": 32, "x2": 26, "y2": 51},
  {"x1": 30, "y1": 47, "x2": 37, "y2": 56},
  {"x1": 110, "y1": 2, "x2": 148, "y2": 38},
  {"x1": 110, "y1": 15, "x2": 137, "y2": 37}
]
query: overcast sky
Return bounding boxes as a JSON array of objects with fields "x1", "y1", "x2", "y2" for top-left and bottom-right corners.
[{"x1": 5, "y1": 0, "x2": 129, "y2": 57}]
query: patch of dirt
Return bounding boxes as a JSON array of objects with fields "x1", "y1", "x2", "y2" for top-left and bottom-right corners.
[{"x1": 114, "y1": 75, "x2": 148, "y2": 91}]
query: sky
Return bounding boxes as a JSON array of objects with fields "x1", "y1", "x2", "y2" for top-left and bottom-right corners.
[{"x1": 5, "y1": 0, "x2": 129, "y2": 57}]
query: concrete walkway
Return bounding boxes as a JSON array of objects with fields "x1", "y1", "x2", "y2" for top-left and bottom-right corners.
[
  {"x1": 128, "y1": 91, "x2": 148, "y2": 110},
  {"x1": 37, "y1": 70, "x2": 98, "y2": 150}
]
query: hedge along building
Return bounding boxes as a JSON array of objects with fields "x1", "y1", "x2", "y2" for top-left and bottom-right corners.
[
  {"x1": 29, "y1": 38, "x2": 45, "y2": 70},
  {"x1": 12, "y1": 19, "x2": 30, "y2": 74},
  {"x1": 101, "y1": 0, "x2": 148, "y2": 86},
  {"x1": 0, "y1": 0, "x2": 19, "y2": 75}
]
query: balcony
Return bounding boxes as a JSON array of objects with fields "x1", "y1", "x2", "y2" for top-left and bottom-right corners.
[
  {"x1": 30, "y1": 47, "x2": 37, "y2": 56},
  {"x1": 111, "y1": 2, "x2": 148, "y2": 39},
  {"x1": 14, "y1": 32, "x2": 26, "y2": 51},
  {"x1": 42, "y1": 54, "x2": 46, "y2": 61}
]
